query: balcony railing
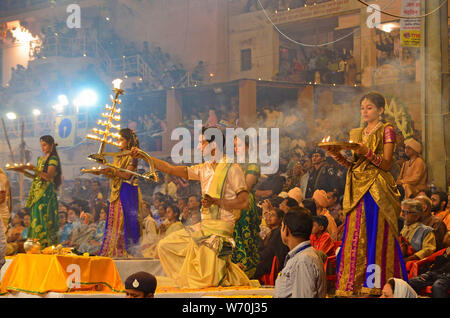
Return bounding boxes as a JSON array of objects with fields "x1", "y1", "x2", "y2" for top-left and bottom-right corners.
[{"x1": 0, "y1": 0, "x2": 91, "y2": 17}]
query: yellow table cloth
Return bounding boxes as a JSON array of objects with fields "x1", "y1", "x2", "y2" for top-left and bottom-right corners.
[{"x1": 0, "y1": 254, "x2": 125, "y2": 295}]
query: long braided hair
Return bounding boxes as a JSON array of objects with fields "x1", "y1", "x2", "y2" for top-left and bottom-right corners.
[{"x1": 40, "y1": 135, "x2": 62, "y2": 190}]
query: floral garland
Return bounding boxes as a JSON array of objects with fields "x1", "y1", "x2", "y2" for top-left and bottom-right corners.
[{"x1": 384, "y1": 96, "x2": 414, "y2": 140}]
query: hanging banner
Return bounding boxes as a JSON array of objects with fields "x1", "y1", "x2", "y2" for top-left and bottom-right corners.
[
  {"x1": 400, "y1": 0, "x2": 421, "y2": 47},
  {"x1": 55, "y1": 116, "x2": 76, "y2": 147}
]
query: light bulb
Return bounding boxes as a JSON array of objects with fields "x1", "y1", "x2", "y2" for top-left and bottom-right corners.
[{"x1": 112, "y1": 79, "x2": 123, "y2": 90}]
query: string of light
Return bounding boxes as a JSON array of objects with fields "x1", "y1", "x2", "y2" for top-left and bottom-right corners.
[
  {"x1": 356, "y1": 0, "x2": 448, "y2": 19},
  {"x1": 256, "y1": 0, "x2": 448, "y2": 48},
  {"x1": 256, "y1": 0, "x2": 358, "y2": 47}
]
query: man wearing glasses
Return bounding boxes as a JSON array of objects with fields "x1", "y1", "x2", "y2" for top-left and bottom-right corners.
[{"x1": 399, "y1": 199, "x2": 437, "y2": 263}]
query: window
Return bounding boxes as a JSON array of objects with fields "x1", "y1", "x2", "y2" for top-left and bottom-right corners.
[{"x1": 241, "y1": 48, "x2": 252, "y2": 71}]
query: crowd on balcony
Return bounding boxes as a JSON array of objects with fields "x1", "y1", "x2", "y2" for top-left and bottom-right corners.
[
  {"x1": 1, "y1": 0, "x2": 51, "y2": 12},
  {"x1": 245, "y1": 0, "x2": 333, "y2": 12},
  {"x1": 276, "y1": 47, "x2": 358, "y2": 85}
]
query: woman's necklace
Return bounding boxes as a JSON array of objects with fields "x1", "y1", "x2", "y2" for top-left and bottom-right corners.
[{"x1": 364, "y1": 121, "x2": 382, "y2": 136}]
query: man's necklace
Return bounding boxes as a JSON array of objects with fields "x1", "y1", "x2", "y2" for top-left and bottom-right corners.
[{"x1": 408, "y1": 158, "x2": 417, "y2": 167}]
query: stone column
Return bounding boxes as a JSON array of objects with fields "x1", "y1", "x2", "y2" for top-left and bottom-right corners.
[
  {"x1": 163, "y1": 89, "x2": 183, "y2": 156},
  {"x1": 359, "y1": 7, "x2": 377, "y2": 87},
  {"x1": 238, "y1": 79, "x2": 257, "y2": 128},
  {"x1": 420, "y1": 0, "x2": 448, "y2": 191}
]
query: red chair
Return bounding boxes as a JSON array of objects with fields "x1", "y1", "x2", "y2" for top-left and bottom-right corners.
[
  {"x1": 406, "y1": 248, "x2": 449, "y2": 296},
  {"x1": 417, "y1": 285, "x2": 450, "y2": 297},
  {"x1": 406, "y1": 248, "x2": 447, "y2": 279},
  {"x1": 324, "y1": 241, "x2": 341, "y2": 284},
  {"x1": 258, "y1": 256, "x2": 280, "y2": 286},
  {"x1": 324, "y1": 255, "x2": 337, "y2": 282}
]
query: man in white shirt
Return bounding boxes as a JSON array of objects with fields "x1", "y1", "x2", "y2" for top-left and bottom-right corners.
[
  {"x1": 274, "y1": 209, "x2": 327, "y2": 298},
  {"x1": 130, "y1": 127, "x2": 251, "y2": 288}
]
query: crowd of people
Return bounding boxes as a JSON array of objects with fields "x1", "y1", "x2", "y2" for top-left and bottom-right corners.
[
  {"x1": 277, "y1": 47, "x2": 358, "y2": 85},
  {"x1": 1, "y1": 59, "x2": 448, "y2": 297},
  {"x1": 1, "y1": 0, "x2": 50, "y2": 11},
  {"x1": 244, "y1": 0, "x2": 333, "y2": 12},
  {"x1": 2, "y1": 122, "x2": 448, "y2": 297}
]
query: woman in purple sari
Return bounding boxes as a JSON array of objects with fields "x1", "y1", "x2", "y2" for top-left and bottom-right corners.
[{"x1": 95, "y1": 128, "x2": 142, "y2": 258}]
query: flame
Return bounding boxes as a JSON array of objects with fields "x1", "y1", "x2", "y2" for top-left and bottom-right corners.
[
  {"x1": 321, "y1": 136, "x2": 331, "y2": 143},
  {"x1": 8, "y1": 21, "x2": 39, "y2": 44}
]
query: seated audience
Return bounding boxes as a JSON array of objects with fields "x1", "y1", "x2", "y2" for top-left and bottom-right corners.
[
  {"x1": 313, "y1": 190, "x2": 338, "y2": 241},
  {"x1": 57, "y1": 211, "x2": 69, "y2": 244},
  {"x1": 180, "y1": 194, "x2": 201, "y2": 226},
  {"x1": 280, "y1": 197, "x2": 300, "y2": 214},
  {"x1": 59, "y1": 206, "x2": 82, "y2": 247},
  {"x1": 305, "y1": 148, "x2": 338, "y2": 198},
  {"x1": 408, "y1": 247, "x2": 449, "y2": 298},
  {"x1": 302, "y1": 198, "x2": 317, "y2": 216},
  {"x1": 400, "y1": 199, "x2": 436, "y2": 262},
  {"x1": 431, "y1": 191, "x2": 449, "y2": 230},
  {"x1": 310, "y1": 215, "x2": 336, "y2": 257},
  {"x1": 415, "y1": 195, "x2": 447, "y2": 251},
  {"x1": 255, "y1": 174, "x2": 285, "y2": 201},
  {"x1": 273, "y1": 210, "x2": 326, "y2": 298},
  {"x1": 287, "y1": 187, "x2": 303, "y2": 207},
  {"x1": 380, "y1": 278, "x2": 417, "y2": 298},
  {"x1": 140, "y1": 209, "x2": 159, "y2": 258},
  {"x1": 326, "y1": 190, "x2": 342, "y2": 226},
  {"x1": 5, "y1": 213, "x2": 24, "y2": 255},
  {"x1": 335, "y1": 210, "x2": 346, "y2": 242},
  {"x1": 158, "y1": 205, "x2": 184, "y2": 238},
  {"x1": 19, "y1": 213, "x2": 30, "y2": 241},
  {"x1": 71, "y1": 213, "x2": 97, "y2": 254},
  {"x1": 254, "y1": 208, "x2": 289, "y2": 284},
  {"x1": 85, "y1": 208, "x2": 107, "y2": 255},
  {"x1": 396, "y1": 138, "x2": 427, "y2": 199}
]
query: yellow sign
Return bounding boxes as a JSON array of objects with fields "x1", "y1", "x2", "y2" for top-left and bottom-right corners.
[
  {"x1": 400, "y1": 0, "x2": 421, "y2": 47},
  {"x1": 401, "y1": 30, "x2": 420, "y2": 47}
]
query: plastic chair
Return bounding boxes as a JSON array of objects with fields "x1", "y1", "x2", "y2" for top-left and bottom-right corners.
[
  {"x1": 406, "y1": 248, "x2": 447, "y2": 279},
  {"x1": 324, "y1": 241, "x2": 341, "y2": 284},
  {"x1": 258, "y1": 255, "x2": 280, "y2": 286},
  {"x1": 407, "y1": 248, "x2": 450, "y2": 297}
]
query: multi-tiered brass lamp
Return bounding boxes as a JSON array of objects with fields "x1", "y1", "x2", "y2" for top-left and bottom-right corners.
[{"x1": 81, "y1": 79, "x2": 158, "y2": 182}]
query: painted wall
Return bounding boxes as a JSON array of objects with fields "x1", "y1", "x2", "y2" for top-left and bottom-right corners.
[{"x1": 229, "y1": 11, "x2": 278, "y2": 81}]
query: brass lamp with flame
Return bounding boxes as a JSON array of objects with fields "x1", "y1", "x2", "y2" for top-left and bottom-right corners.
[
  {"x1": 86, "y1": 78, "x2": 124, "y2": 154},
  {"x1": 318, "y1": 135, "x2": 359, "y2": 151},
  {"x1": 82, "y1": 79, "x2": 159, "y2": 182}
]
